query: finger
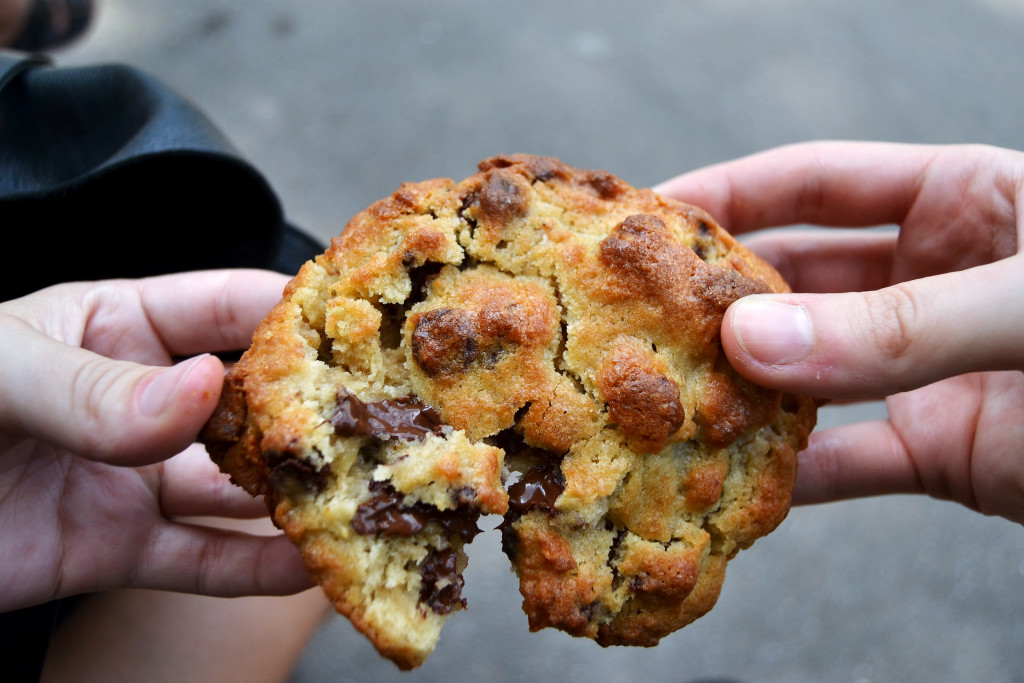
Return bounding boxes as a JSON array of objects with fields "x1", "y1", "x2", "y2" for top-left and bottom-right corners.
[
  {"x1": 159, "y1": 444, "x2": 268, "y2": 519},
  {"x1": 790, "y1": 420, "x2": 921, "y2": 505},
  {"x1": 130, "y1": 522, "x2": 312, "y2": 597},
  {"x1": 652, "y1": 141, "x2": 939, "y2": 233},
  {"x1": 136, "y1": 269, "x2": 290, "y2": 356},
  {"x1": 0, "y1": 317, "x2": 224, "y2": 464},
  {"x1": 722, "y1": 257, "x2": 1024, "y2": 399},
  {"x1": 742, "y1": 229, "x2": 898, "y2": 293}
]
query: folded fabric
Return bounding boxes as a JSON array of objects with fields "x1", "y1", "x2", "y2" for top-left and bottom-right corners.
[
  {"x1": 0, "y1": 51, "x2": 325, "y2": 681},
  {"x1": 0, "y1": 51, "x2": 322, "y2": 301}
]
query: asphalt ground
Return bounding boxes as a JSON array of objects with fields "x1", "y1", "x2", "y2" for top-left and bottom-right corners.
[{"x1": 61, "y1": 2, "x2": 1024, "y2": 682}]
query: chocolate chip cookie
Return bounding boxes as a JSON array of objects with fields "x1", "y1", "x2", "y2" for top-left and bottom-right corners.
[{"x1": 200, "y1": 155, "x2": 817, "y2": 669}]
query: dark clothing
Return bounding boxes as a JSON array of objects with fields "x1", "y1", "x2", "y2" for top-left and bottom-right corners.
[
  {"x1": 0, "y1": 51, "x2": 323, "y2": 681},
  {"x1": 0, "y1": 51, "x2": 321, "y2": 302}
]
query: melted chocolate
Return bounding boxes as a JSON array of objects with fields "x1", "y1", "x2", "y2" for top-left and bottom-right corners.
[
  {"x1": 351, "y1": 483, "x2": 481, "y2": 542},
  {"x1": 419, "y1": 547, "x2": 466, "y2": 615},
  {"x1": 499, "y1": 461, "x2": 566, "y2": 560},
  {"x1": 330, "y1": 389, "x2": 445, "y2": 441},
  {"x1": 266, "y1": 450, "x2": 329, "y2": 496},
  {"x1": 506, "y1": 462, "x2": 566, "y2": 517},
  {"x1": 351, "y1": 490, "x2": 431, "y2": 536}
]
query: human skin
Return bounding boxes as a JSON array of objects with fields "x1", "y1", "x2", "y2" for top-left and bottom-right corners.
[
  {"x1": 0, "y1": 269, "x2": 312, "y2": 611},
  {"x1": 653, "y1": 141, "x2": 1024, "y2": 525},
  {"x1": 0, "y1": 0, "x2": 30, "y2": 46}
]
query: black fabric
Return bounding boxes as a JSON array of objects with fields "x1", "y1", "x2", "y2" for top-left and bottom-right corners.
[
  {"x1": 0, "y1": 52, "x2": 324, "y2": 681},
  {"x1": 0, "y1": 51, "x2": 323, "y2": 301},
  {"x1": 0, "y1": 603, "x2": 60, "y2": 682}
]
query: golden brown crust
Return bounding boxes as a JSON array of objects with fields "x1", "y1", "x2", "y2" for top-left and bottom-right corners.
[
  {"x1": 200, "y1": 154, "x2": 817, "y2": 668},
  {"x1": 596, "y1": 339, "x2": 686, "y2": 454}
]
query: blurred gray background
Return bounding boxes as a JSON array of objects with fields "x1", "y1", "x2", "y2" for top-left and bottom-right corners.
[{"x1": 62, "y1": 2, "x2": 1023, "y2": 682}]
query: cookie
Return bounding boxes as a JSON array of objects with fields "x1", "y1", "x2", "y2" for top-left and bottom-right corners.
[{"x1": 200, "y1": 154, "x2": 817, "y2": 669}]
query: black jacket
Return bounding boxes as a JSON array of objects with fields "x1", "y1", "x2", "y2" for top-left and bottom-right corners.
[
  {"x1": 0, "y1": 51, "x2": 322, "y2": 682},
  {"x1": 0, "y1": 51, "x2": 321, "y2": 301}
]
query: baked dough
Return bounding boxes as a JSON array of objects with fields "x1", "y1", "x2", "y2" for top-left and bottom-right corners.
[{"x1": 200, "y1": 155, "x2": 817, "y2": 669}]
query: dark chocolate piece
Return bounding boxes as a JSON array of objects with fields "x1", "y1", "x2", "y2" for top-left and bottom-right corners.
[
  {"x1": 419, "y1": 547, "x2": 466, "y2": 614},
  {"x1": 477, "y1": 169, "x2": 529, "y2": 226},
  {"x1": 410, "y1": 308, "x2": 480, "y2": 376},
  {"x1": 330, "y1": 389, "x2": 445, "y2": 441},
  {"x1": 500, "y1": 460, "x2": 566, "y2": 559},
  {"x1": 583, "y1": 170, "x2": 627, "y2": 200},
  {"x1": 506, "y1": 462, "x2": 566, "y2": 518},
  {"x1": 352, "y1": 483, "x2": 481, "y2": 542},
  {"x1": 198, "y1": 374, "x2": 247, "y2": 460},
  {"x1": 351, "y1": 488, "x2": 431, "y2": 537},
  {"x1": 266, "y1": 450, "x2": 330, "y2": 496}
]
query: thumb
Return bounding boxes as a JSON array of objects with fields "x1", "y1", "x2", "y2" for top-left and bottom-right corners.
[
  {"x1": 0, "y1": 322, "x2": 225, "y2": 465},
  {"x1": 722, "y1": 259, "x2": 1024, "y2": 399}
]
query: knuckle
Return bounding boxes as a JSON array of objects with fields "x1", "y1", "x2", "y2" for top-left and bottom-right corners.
[
  {"x1": 252, "y1": 541, "x2": 271, "y2": 595},
  {"x1": 212, "y1": 273, "x2": 246, "y2": 348},
  {"x1": 194, "y1": 535, "x2": 220, "y2": 595},
  {"x1": 795, "y1": 174, "x2": 825, "y2": 220},
  {"x1": 68, "y1": 355, "x2": 120, "y2": 456},
  {"x1": 127, "y1": 526, "x2": 160, "y2": 589},
  {"x1": 862, "y1": 284, "x2": 920, "y2": 367}
]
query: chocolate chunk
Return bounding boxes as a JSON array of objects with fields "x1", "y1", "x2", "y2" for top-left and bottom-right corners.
[
  {"x1": 499, "y1": 455, "x2": 566, "y2": 560},
  {"x1": 419, "y1": 547, "x2": 466, "y2": 614},
  {"x1": 352, "y1": 483, "x2": 482, "y2": 542},
  {"x1": 330, "y1": 389, "x2": 445, "y2": 441},
  {"x1": 267, "y1": 450, "x2": 330, "y2": 496},
  {"x1": 478, "y1": 170, "x2": 529, "y2": 226},
  {"x1": 607, "y1": 526, "x2": 628, "y2": 585},
  {"x1": 603, "y1": 370, "x2": 685, "y2": 453},
  {"x1": 500, "y1": 523, "x2": 520, "y2": 560},
  {"x1": 486, "y1": 424, "x2": 529, "y2": 454},
  {"x1": 410, "y1": 307, "x2": 479, "y2": 376},
  {"x1": 352, "y1": 488, "x2": 431, "y2": 537},
  {"x1": 478, "y1": 154, "x2": 570, "y2": 184},
  {"x1": 781, "y1": 393, "x2": 802, "y2": 414},
  {"x1": 530, "y1": 159, "x2": 568, "y2": 182},
  {"x1": 506, "y1": 461, "x2": 566, "y2": 518},
  {"x1": 405, "y1": 260, "x2": 445, "y2": 306},
  {"x1": 198, "y1": 374, "x2": 247, "y2": 457},
  {"x1": 584, "y1": 170, "x2": 627, "y2": 200}
]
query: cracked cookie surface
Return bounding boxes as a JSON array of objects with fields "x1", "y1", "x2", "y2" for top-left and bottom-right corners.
[{"x1": 200, "y1": 154, "x2": 817, "y2": 669}]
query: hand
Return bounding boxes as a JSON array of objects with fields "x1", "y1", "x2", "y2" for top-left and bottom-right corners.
[
  {"x1": 0, "y1": 270, "x2": 312, "y2": 611},
  {"x1": 654, "y1": 142, "x2": 1024, "y2": 525}
]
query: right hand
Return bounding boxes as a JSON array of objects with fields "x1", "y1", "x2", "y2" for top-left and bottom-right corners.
[{"x1": 654, "y1": 141, "x2": 1024, "y2": 525}]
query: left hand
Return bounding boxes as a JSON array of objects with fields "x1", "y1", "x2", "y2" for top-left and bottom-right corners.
[{"x1": 0, "y1": 269, "x2": 312, "y2": 611}]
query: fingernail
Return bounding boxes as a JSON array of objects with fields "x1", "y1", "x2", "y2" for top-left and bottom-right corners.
[
  {"x1": 138, "y1": 355, "x2": 209, "y2": 417},
  {"x1": 731, "y1": 297, "x2": 814, "y2": 365}
]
